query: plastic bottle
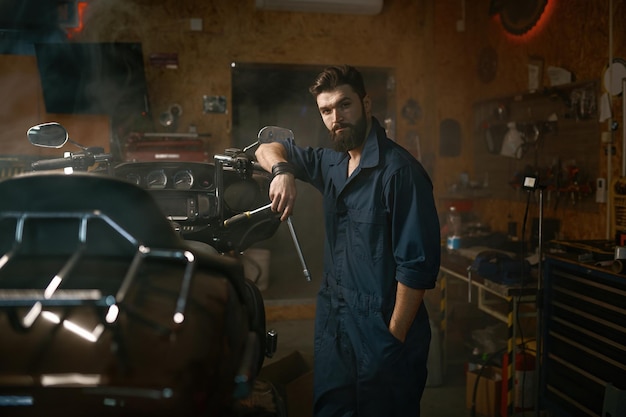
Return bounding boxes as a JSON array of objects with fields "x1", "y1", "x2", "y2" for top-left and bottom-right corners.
[
  {"x1": 500, "y1": 122, "x2": 524, "y2": 159},
  {"x1": 446, "y1": 206, "x2": 462, "y2": 251},
  {"x1": 467, "y1": 347, "x2": 482, "y2": 372}
]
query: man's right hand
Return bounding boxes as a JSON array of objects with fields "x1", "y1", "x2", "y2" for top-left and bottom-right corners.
[
  {"x1": 255, "y1": 142, "x2": 297, "y2": 221},
  {"x1": 269, "y1": 171, "x2": 296, "y2": 221}
]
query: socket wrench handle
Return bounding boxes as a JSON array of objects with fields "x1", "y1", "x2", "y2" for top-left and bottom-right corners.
[
  {"x1": 286, "y1": 217, "x2": 311, "y2": 282},
  {"x1": 223, "y1": 203, "x2": 273, "y2": 228},
  {"x1": 466, "y1": 266, "x2": 472, "y2": 303}
]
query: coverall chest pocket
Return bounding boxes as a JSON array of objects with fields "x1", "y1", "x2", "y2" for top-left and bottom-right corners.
[{"x1": 347, "y1": 208, "x2": 387, "y2": 262}]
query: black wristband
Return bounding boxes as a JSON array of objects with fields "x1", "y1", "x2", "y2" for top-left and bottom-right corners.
[{"x1": 271, "y1": 161, "x2": 295, "y2": 177}]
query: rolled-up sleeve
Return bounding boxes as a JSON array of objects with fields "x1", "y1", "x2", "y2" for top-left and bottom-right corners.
[{"x1": 386, "y1": 165, "x2": 441, "y2": 289}]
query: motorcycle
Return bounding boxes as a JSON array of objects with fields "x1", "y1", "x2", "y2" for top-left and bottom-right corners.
[{"x1": 0, "y1": 123, "x2": 309, "y2": 416}]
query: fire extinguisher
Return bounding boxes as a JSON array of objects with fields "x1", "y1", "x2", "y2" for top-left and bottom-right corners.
[{"x1": 501, "y1": 350, "x2": 535, "y2": 416}]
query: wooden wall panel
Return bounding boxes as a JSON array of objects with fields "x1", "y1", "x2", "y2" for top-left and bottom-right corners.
[
  {"x1": 0, "y1": 55, "x2": 111, "y2": 158},
  {"x1": 73, "y1": 0, "x2": 434, "y2": 158},
  {"x1": 472, "y1": 81, "x2": 600, "y2": 211},
  {"x1": 434, "y1": 0, "x2": 625, "y2": 240},
  {"x1": 2, "y1": 0, "x2": 626, "y2": 241}
]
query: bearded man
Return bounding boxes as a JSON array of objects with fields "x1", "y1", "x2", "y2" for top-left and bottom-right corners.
[{"x1": 255, "y1": 65, "x2": 441, "y2": 417}]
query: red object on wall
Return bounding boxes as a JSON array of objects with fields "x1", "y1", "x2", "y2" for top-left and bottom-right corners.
[{"x1": 122, "y1": 133, "x2": 209, "y2": 162}]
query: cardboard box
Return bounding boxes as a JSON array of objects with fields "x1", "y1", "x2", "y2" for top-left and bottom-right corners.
[
  {"x1": 466, "y1": 366, "x2": 502, "y2": 417},
  {"x1": 259, "y1": 351, "x2": 314, "y2": 417}
]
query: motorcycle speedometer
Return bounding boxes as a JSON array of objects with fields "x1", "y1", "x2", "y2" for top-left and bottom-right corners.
[
  {"x1": 146, "y1": 169, "x2": 167, "y2": 189},
  {"x1": 173, "y1": 170, "x2": 194, "y2": 190},
  {"x1": 126, "y1": 172, "x2": 141, "y2": 186}
]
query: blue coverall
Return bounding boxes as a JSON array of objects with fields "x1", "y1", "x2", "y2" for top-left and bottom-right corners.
[{"x1": 280, "y1": 117, "x2": 441, "y2": 416}]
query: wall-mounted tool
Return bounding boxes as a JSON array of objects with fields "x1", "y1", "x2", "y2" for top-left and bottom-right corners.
[{"x1": 159, "y1": 103, "x2": 183, "y2": 129}]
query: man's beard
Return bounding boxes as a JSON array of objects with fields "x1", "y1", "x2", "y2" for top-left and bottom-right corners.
[{"x1": 329, "y1": 112, "x2": 367, "y2": 153}]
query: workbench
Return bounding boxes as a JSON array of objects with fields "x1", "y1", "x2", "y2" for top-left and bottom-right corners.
[{"x1": 439, "y1": 249, "x2": 538, "y2": 417}]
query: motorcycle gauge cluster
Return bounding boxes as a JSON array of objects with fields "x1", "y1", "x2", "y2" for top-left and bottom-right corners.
[
  {"x1": 146, "y1": 169, "x2": 168, "y2": 189},
  {"x1": 117, "y1": 163, "x2": 216, "y2": 191},
  {"x1": 173, "y1": 170, "x2": 194, "y2": 190},
  {"x1": 125, "y1": 172, "x2": 141, "y2": 186},
  {"x1": 124, "y1": 168, "x2": 202, "y2": 190}
]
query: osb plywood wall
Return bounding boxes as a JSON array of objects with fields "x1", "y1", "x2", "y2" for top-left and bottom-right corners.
[
  {"x1": 3, "y1": 0, "x2": 626, "y2": 241},
  {"x1": 0, "y1": 55, "x2": 111, "y2": 158},
  {"x1": 473, "y1": 81, "x2": 601, "y2": 213},
  {"x1": 433, "y1": 0, "x2": 626, "y2": 241},
  {"x1": 73, "y1": 0, "x2": 436, "y2": 159}
]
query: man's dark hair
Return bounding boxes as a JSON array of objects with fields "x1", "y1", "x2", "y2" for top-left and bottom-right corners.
[{"x1": 309, "y1": 65, "x2": 367, "y2": 99}]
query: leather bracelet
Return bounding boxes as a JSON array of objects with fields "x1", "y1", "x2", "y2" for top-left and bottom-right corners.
[{"x1": 271, "y1": 161, "x2": 295, "y2": 177}]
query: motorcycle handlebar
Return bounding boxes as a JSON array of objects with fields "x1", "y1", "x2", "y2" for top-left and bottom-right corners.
[
  {"x1": 94, "y1": 153, "x2": 114, "y2": 163},
  {"x1": 31, "y1": 156, "x2": 84, "y2": 171},
  {"x1": 250, "y1": 160, "x2": 266, "y2": 173},
  {"x1": 214, "y1": 154, "x2": 267, "y2": 173},
  {"x1": 31, "y1": 152, "x2": 113, "y2": 171}
]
